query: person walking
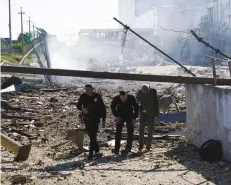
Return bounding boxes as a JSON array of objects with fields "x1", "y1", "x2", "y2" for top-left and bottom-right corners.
[
  {"x1": 111, "y1": 91, "x2": 139, "y2": 155},
  {"x1": 77, "y1": 84, "x2": 106, "y2": 160},
  {"x1": 136, "y1": 84, "x2": 159, "y2": 152}
]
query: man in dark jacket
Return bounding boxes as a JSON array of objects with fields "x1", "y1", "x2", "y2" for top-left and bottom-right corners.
[
  {"x1": 77, "y1": 84, "x2": 106, "y2": 160},
  {"x1": 111, "y1": 91, "x2": 139, "y2": 155},
  {"x1": 136, "y1": 84, "x2": 159, "y2": 151}
]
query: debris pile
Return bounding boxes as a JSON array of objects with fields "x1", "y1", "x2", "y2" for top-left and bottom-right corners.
[{"x1": 1, "y1": 79, "x2": 230, "y2": 184}]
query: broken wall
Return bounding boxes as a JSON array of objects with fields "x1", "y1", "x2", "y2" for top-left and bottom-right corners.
[{"x1": 186, "y1": 84, "x2": 231, "y2": 162}]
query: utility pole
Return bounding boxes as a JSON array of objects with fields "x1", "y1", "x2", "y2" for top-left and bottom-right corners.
[
  {"x1": 18, "y1": 7, "x2": 25, "y2": 53},
  {"x1": 32, "y1": 22, "x2": 35, "y2": 37},
  {"x1": 27, "y1": 16, "x2": 31, "y2": 34},
  {"x1": 8, "y1": 0, "x2": 12, "y2": 54}
]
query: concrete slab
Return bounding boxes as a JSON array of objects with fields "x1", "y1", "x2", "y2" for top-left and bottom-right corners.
[{"x1": 186, "y1": 84, "x2": 231, "y2": 162}]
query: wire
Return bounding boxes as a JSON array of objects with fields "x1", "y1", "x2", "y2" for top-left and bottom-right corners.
[
  {"x1": 180, "y1": 34, "x2": 193, "y2": 61},
  {"x1": 121, "y1": 26, "x2": 128, "y2": 55},
  {"x1": 160, "y1": 26, "x2": 189, "y2": 34}
]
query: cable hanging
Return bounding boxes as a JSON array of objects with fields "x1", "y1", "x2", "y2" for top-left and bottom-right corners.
[{"x1": 121, "y1": 26, "x2": 128, "y2": 55}]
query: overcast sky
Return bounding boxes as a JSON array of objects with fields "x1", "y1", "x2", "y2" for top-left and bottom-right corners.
[{"x1": 0, "y1": 0, "x2": 119, "y2": 39}]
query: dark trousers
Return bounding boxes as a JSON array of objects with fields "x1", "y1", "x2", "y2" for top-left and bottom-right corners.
[
  {"x1": 115, "y1": 118, "x2": 134, "y2": 151},
  {"x1": 84, "y1": 118, "x2": 100, "y2": 156}
]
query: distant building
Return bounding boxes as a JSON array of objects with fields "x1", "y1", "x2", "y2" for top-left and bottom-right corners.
[
  {"x1": 118, "y1": 0, "x2": 213, "y2": 29},
  {"x1": 78, "y1": 28, "x2": 156, "y2": 43}
]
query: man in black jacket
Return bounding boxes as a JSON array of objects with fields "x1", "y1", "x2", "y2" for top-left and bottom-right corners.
[
  {"x1": 77, "y1": 84, "x2": 106, "y2": 160},
  {"x1": 111, "y1": 91, "x2": 139, "y2": 155}
]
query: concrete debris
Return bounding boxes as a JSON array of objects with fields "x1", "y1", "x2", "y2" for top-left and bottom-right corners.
[
  {"x1": 159, "y1": 95, "x2": 174, "y2": 113},
  {"x1": 1, "y1": 133, "x2": 32, "y2": 161}
]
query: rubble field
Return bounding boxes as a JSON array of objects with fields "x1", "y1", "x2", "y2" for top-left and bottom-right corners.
[{"x1": 1, "y1": 83, "x2": 231, "y2": 185}]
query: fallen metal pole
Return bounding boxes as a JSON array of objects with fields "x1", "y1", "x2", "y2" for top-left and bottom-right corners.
[
  {"x1": 191, "y1": 30, "x2": 231, "y2": 76},
  {"x1": 2, "y1": 65, "x2": 231, "y2": 85},
  {"x1": 1, "y1": 133, "x2": 31, "y2": 161},
  {"x1": 191, "y1": 30, "x2": 231, "y2": 59},
  {"x1": 113, "y1": 17, "x2": 196, "y2": 77}
]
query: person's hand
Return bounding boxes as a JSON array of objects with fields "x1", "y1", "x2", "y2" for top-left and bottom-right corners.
[
  {"x1": 82, "y1": 108, "x2": 88, "y2": 114},
  {"x1": 115, "y1": 117, "x2": 122, "y2": 124},
  {"x1": 132, "y1": 119, "x2": 136, "y2": 125},
  {"x1": 102, "y1": 120, "x2": 106, "y2": 128}
]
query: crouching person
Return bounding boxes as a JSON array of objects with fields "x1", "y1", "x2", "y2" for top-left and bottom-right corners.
[
  {"x1": 111, "y1": 91, "x2": 139, "y2": 155},
  {"x1": 136, "y1": 84, "x2": 159, "y2": 152},
  {"x1": 77, "y1": 84, "x2": 106, "y2": 160}
]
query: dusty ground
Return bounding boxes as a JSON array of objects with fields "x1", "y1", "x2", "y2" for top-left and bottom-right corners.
[{"x1": 1, "y1": 84, "x2": 231, "y2": 185}]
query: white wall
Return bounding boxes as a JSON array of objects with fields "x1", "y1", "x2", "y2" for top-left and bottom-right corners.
[
  {"x1": 118, "y1": 0, "x2": 136, "y2": 27},
  {"x1": 134, "y1": 9, "x2": 155, "y2": 28},
  {"x1": 186, "y1": 84, "x2": 231, "y2": 162}
]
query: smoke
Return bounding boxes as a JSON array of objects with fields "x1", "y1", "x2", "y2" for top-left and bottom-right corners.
[
  {"x1": 45, "y1": 31, "x2": 124, "y2": 84},
  {"x1": 133, "y1": 0, "x2": 210, "y2": 63},
  {"x1": 47, "y1": 0, "x2": 209, "y2": 73},
  {"x1": 47, "y1": 34, "x2": 122, "y2": 69},
  {"x1": 38, "y1": 0, "x2": 230, "y2": 85}
]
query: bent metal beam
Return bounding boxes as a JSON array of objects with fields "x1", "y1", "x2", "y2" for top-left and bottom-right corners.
[{"x1": 1, "y1": 65, "x2": 231, "y2": 85}]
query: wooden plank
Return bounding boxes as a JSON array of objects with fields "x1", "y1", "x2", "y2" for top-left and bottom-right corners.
[
  {"x1": 2, "y1": 66, "x2": 231, "y2": 85},
  {"x1": 40, "y1": 88, "x2": 68, "y2": 92},
  {"x1": 1, "y1": 114, "x2": 39, "y2": 121}
]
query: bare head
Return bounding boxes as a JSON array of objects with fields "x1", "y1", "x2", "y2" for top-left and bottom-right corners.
[
  {"x1": 141, "y1": 84, "x2": 150, "y2": 94},
  {"x1": 85, "y1": 84, "x2": 93, "y2": 96},
  {"x1": 119, "y1": 91, "x2": 127, "y2": 102}
]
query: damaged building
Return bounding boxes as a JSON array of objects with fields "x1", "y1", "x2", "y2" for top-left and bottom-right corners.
[{"x1": 117, "y1": 0, "x2": 231, "y2": 65}]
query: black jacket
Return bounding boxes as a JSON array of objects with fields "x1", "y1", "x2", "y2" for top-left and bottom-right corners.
[
  {"x1": 77, "y1": 92, "x2": 106, "y2": 121},
  {"x1": 111, "y1": 94, "x2": 139, "y2": 119}
]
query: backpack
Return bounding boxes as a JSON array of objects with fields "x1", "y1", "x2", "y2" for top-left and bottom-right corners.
[{"x1": 199, "y1": 139, "x2": 223, "y2": 163}]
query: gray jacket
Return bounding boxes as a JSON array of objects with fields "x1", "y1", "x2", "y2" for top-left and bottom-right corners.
[{"x1": 136, "y1": 88, "x2": 160, "y2": 117}]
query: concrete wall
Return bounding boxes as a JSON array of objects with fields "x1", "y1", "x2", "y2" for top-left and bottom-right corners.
[{"x1": 186, "y1": 84, "x2": 231, "y2": 162}]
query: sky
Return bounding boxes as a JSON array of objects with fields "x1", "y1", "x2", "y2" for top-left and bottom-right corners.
[{"x1": 0, "y1": 0, "x2": 119, "y2": 39}]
